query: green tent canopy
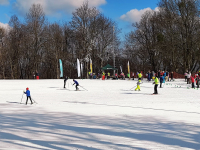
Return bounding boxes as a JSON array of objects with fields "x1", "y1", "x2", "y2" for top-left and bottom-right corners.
[{"x1": 101, "y1": 64, "x2": 118, "y2": 70}]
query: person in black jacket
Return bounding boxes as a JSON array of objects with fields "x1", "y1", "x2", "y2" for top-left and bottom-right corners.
[
  {"x1": 160, "y1": 75, "x2": 164, "y2": 88},
  {"x1": 170, "y1": 71, "x2": 174, "y2": 81},
  {"x1": 64, "y1": 76, "x2": 68, "y2": 88},
  {"x1": 158, "y1": 70, "x2": 160, "y2": 79}
]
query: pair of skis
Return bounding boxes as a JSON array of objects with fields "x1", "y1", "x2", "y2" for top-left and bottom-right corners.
[
  {"x1": 20, "y1": 93, "x2": 38, "y2": 104},
  {"x1": 69, "y1": 82, "x2": 88, "y2": 91}
]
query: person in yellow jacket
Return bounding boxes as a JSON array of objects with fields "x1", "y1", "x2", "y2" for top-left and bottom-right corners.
[
  {"x1": 153, "y1": 75, "x2": 159, "y2": 94},
  {"x1": 138, "y1": 71, "x2": 142, "y2": 80},
  {"x1": 135, "y1": 80, "x2": 142, "y2": 91},
  {"x1": 107, "y1": 72, "x2": 110, "y2": 79}
]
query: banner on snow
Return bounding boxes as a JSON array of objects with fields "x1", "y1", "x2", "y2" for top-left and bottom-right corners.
[
  {"x1": 81, "y1": 62, "x2": 83, "y2": 77},
  {"x1": 127, "y1": 61, "x2": 130, "y2": 78},
  {"x1": 90, "y1": 58, "x2": 92, "y2": 73},
  {"x1": 120, "y1": 66, "x2": 122, "y2": 73},
  {"x1": 77, "y1": 58, "x2": 81, "y2": 77},
  {"x1": 59, "y1": 59, "x2": 63, "y2": 78}
]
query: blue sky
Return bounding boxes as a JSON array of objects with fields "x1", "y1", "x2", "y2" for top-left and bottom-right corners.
[{"x1": 0, "y1": 0, "x2": 159, "y2": 38}]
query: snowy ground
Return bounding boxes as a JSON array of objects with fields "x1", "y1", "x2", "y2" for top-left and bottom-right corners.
[{"x1": 0, "y1": 78, "x2": 200, "y2": 150}]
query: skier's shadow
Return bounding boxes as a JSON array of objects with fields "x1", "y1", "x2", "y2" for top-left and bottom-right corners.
[
  {"x1": 120, "y1": 89, "x2": 133, "y2": 91},
  {"x1": 48, "y1": 87, "x2": 59, "y2": 88},
  {"x1": 57, "y1": 88, "x2": 71, "y2": 91},
  {"x1": 122, "y1": 92, "x2": 145, "y2": 95},
  {"x1": 6, "y1": 101, "x2": 21, "y2": 104}
]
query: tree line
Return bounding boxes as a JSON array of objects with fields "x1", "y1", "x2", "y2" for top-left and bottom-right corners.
[
  {"x1": 0, "y1": 2, "x2": 121, "y2": 79},
  {"x1": 124, "y1": 0, "x2": 200, "y2": 74},
  {"x1": 1, "y1": 0, "x2": 200, "y2": 79}
]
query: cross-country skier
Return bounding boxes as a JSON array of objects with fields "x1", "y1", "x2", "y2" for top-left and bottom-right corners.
[
  {"x1": 135, "y1": 80, "x2": 142, "y2": 91},
  {"x1": 73, "y1": 79, "x2": 79, "y2": 91},
  {"x1": 153, "y1": 75, "x2": 159, "y2": 94},
  {"x1": 64, "y1": 76, "x2": 68, "y2": 88},
  {"x1": 24, "y1": 87, "x2": 33, "y2": 105}
]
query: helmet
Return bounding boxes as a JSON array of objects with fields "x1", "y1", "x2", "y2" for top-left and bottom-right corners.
[{"x1": 26, "y1": 87, "x2": 29, "y2": 90}]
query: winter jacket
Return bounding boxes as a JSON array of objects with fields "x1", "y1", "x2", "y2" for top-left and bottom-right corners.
[
  {"x1": 155, "y1": 77, "x2": 159, "y2": 85},
  {"x1": 160, "y1": 76, "x2": 164, "y2": 83},
  {"x1": 191, "y1": 77, "x2": 195, "y2": 83},
  {"x1": 158, "y1": 72, "x2": 160, "y2": 78},
  {"x1": 138, "y1": 73, "x2": 142, "y2": 78},
  {"x1": 64, "y1": 76, "x2": 68, "y2": 82},
  {"x1": 171, "y1": 73, "x2": 173, "y2": 79},
  {"x1": 25, "y1": 90, "x2": 31, "y2": 97},
  {"x1": 187, "y1": 73, "x2": 191, "y2": 78},
  {"x1": 73, "y1": 80, "x2": 79, "y2": 85},
  {"x1": 184, "y1": 72, "x2": 187, "y2": 76},
  {"x1": 163, "y1": 72, "x2": 166, "y2": 78}
]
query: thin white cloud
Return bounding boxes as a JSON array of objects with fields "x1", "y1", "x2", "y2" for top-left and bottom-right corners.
[
  {"x1": 13, "y1": 0, "x2": 106, "y2": 17},
  {"x1": 0, "y1": 22, "x2": 9, "y2": 31},
  {"x1": 0, "y1": 0, "x2": 9, "y2": 5},
  {"x1": 120, "y1": 7, "x2": 159, "y2": 23}
]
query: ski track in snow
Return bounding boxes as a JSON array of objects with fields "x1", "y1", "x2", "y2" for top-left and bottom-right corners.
[{"x1": 0, "y1": 79, "x2": 200, "y2": 150}]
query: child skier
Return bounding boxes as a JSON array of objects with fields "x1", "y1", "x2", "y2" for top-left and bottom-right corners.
[
  {"x1": 135, "y1": 80, "x2": 142, "y2": 91},
  {"x1": 73, "y1": 79, "x2": 79, "y2": 91},
  {"x1": 24, "y1": 87, "x2": 33, "y2": 105}
]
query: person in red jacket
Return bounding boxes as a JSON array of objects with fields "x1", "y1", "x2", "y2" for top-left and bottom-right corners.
[{"x1": 191, "y1": 76, "x2": 195, "y2": 88}]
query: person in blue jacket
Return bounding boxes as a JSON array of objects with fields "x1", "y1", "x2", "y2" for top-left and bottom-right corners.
[
  {"x1": 163, "y1": 71, "x2": 166, "y2": 83},
  {"x1": 147, "y1": 71, "x2": 151, "y2": 81},
  {"x1": 160, "y1": 74, "x2": 164, "y2": 88},
  {"x1": 73, "y1": 79, "x2": 79, "y2": 90},
  {"x1": 24, "y1": 87, "x2": 33, "y2": 105}
]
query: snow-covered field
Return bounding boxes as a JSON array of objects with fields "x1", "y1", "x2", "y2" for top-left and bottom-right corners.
[{"x1": 0, "y1": 78, "x2": 200, "y2": 150}]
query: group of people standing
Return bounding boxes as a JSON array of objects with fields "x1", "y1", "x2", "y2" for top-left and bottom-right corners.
[
  {"x1": 135, "y1": 70, "x2": 174, "y2": 94},
  {"x1": 147, "y1": 70, "x2": 174, "y2": 83},
  {"x1": 184, "y1": 71, "x2": 200, "y2": 88}
]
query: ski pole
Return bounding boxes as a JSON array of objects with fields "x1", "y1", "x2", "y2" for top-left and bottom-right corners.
[
  {"x1": 32, "y1": 98, "x2": 38, "y2": 104},
  {"x1": 79, "y1": 85, "x2": 88, "y2": 91},
  {"x1": 20, "y1": 93, "x2": 24, "y2": 104},
  {"x1": 130, "y1": 86, "x2": 136, "y2": 90}
]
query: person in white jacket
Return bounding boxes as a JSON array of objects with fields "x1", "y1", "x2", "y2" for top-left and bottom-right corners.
[{"x1": 187, "y1": 71, "x2": 191, "y2": 84}]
